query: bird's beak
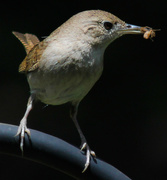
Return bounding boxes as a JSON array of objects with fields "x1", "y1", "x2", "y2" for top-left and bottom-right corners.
[{"x1": 118, "y1": 23, "x2": 142, "y2": 35}]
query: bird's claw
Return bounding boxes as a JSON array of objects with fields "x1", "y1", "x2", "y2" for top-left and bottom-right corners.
[
  {"x1": 15, "y1": 118, "x2": 31, "y2": 152},
  {"x1": 80, "y1": 142, "x2": 96, "y2": 173}
]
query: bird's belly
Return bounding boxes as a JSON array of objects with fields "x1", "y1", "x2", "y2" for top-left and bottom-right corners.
[{"x1": 27, "y1": 68, "x2": 102, "y2": 105}]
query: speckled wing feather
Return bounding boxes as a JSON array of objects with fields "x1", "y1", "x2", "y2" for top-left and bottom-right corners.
[
  {"x1": 18, "y1": 41, "x2": 47, "y2": 73},
  {"x1": 13, "y1": 32, "x2": 47, "y2": 73},
  {"x1": 12, "y1": 31, "x2": 40, "y2": 54}
]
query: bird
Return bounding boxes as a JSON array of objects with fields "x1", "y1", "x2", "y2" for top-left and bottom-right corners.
[{"x1": 13, "y1": 9, "x2": 155, "y2": 172}]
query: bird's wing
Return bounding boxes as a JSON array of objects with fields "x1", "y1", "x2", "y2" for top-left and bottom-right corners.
[
  {"x1": 12, "y1": 31, "x2": 40, "y2": 54},
  {"x1": 18, "y1": 41, "x2": 47, "y2": 73},
  {"x1": 13, "y1": 31, "x2": 48, "y2": 73}
]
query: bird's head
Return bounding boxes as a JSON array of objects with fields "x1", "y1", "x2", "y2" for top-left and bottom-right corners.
[{"x1": 60, "y1": 10, "x2": 143, "y2": 48}]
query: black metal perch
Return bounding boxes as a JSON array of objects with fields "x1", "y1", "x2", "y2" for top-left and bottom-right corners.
[{"x1": 0, "y1": 123, "x2": 131, "y2": 180}]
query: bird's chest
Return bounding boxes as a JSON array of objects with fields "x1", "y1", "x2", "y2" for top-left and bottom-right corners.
[{"x1": 27, "y1": 47, "x2": 104, "y2": 105}]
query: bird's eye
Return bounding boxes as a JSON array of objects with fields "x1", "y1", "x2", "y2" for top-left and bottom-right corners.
[{"x1": 103, "y1": 21, "x2": 113, "y2": 30}]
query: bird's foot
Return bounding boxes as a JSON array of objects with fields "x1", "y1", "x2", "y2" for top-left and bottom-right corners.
[
  {"x1": 15, "y1": 117, "x2": 31, "y2": 152},
  {"x1": 80, "y1": 142, "x2": 96, "y2": 173}
]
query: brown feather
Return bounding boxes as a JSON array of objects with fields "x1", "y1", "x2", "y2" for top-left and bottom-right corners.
[
  {"x1": 18, "y1": 41, "x2": 48, "y2": 73},
  {"x1": 12, "y1": 31, "x2": 40, "y2": 54},
  {"x1": 13, "y1": 31, "x2": 48, "y2": 73}
]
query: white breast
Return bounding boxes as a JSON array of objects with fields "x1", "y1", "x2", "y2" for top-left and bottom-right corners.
[{"x1": 27, "y1": 39, "x2": 105, "y2": 105}]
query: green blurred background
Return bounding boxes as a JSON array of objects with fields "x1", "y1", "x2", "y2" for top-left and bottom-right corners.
[{"x1": 0, "y1": 0, "x2": 166, "y2": 179}]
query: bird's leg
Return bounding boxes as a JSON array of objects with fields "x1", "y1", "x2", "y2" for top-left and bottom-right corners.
[
  {"x1": 70, "y1": 102, "x2": 96, "y2": 172},
  {"x1": 16, "y1": 94, "x2": 35, "y2": 151}
]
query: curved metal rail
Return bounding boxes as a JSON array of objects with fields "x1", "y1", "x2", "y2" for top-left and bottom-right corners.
[{"x1": 0, "y1": 123, "x2": 131, "y2": 180}]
